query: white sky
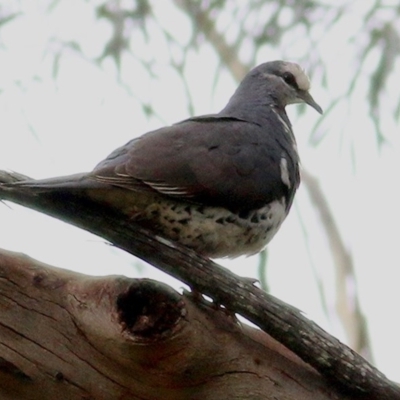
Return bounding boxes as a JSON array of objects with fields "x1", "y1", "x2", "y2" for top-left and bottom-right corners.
[{"x1": 0, "y1": 0, "x2": 399, "y2": 381}]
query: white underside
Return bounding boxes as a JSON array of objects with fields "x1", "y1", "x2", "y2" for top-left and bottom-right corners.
[{"x1": 144, "y1": 197, "x2": 288, "y2": 258}]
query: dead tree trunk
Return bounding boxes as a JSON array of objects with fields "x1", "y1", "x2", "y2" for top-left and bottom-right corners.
[{"x1": 0, "y1": 249, "x2": 353, "y2": 400}]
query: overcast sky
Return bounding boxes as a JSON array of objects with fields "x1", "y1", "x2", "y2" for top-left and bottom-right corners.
[{"x1": 0, "y1": 1, "x2": 399, "y2": 381}]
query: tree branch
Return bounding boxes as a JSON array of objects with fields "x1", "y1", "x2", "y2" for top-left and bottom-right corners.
[{"x1": 0, "y1": 171, "x2": 398, "y2": 399}]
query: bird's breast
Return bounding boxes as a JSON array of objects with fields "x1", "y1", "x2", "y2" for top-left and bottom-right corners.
[
  {"x1": 86, "y1": 186, "x2": 289, "y2": 259},
  {"x1": 139, "y1": 196, "x2": 288, "y2": 258}
]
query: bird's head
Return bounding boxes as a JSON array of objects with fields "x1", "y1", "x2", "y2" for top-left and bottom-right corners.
[{"x1": 253, "y1": 61, "x2": 322, "y2": 114}]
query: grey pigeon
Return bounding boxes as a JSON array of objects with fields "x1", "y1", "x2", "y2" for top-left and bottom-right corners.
[{"x1": 10, "y1": 61, "x2": 322, "y2": 258}]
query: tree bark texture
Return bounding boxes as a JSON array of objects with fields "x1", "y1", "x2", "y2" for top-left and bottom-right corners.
[{"x1": 0, "y1": 248, "x2": 356, "y2": 400}]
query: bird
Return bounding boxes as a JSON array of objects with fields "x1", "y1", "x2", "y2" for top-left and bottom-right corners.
[{"x1": 9, "y1": 61, "x2": 322, "y2": 258}]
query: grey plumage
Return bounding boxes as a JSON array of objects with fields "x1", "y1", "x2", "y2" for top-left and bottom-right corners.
[{"x1": 9, "y1": 61, "x2": 322, "y2": 258}]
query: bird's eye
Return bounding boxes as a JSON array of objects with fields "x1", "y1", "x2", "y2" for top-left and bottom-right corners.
[{"x1": 282, "y1": 72, "x2": 297, "y2": 88}]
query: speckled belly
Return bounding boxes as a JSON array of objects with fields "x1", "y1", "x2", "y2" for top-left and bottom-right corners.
[
  {"x1": 140, "y1": 197, "x2": 288, "y2": 258},
  {"x1": 88, "y1": 187, "x2": 288, "y2": 258}
]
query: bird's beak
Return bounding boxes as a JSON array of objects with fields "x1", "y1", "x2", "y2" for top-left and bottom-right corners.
[{"x1": 298, "y1": 90, "x2": 323, "y2": 114}]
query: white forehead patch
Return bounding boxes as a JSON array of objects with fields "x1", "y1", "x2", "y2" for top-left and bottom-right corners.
[{"x1": 284, "y1": 62, "x2": 310, "y2": 91}]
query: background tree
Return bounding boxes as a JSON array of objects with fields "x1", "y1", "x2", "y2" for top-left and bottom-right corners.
[{"x1": 0, "y1": 0, "x2": 399, "y2": 383}]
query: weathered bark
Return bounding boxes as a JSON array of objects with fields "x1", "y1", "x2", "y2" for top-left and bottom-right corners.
[
  {"x1": 0, "y1": 171, "x2": 399, "y2": 399},
  {"x1": 0, "y1": 248, "x2": 352, "y2": 400}
]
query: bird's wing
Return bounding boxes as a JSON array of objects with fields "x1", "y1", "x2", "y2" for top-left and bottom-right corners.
[{"x1": 93, "y1": 115, "x2": 299, "y2": 211}]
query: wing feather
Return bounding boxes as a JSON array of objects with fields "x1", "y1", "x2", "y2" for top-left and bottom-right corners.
[{"x1": 92, "y1": 114, "x2": 299, "y2": 210}]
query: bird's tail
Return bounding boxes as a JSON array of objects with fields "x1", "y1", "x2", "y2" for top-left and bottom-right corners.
[{"x1": 0, "y1": 172, "x2": 105, "y2": 191}]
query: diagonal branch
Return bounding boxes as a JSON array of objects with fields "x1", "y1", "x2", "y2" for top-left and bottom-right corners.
[{"x1": 0, "y1": 171, "x2": 398, "y2": 399}]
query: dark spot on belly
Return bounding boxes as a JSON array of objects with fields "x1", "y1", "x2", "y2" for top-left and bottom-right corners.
[
  {"x1": 178, "y1": 218, "x2": 190, "y2": 225},
  {"x1": 251, "y1": 214, "x2": 259, "y2": 223},
  {"x1": 238, "y1": 210, "x2": 251, "y2": 220},
  {"x1": 184, "y1": 205, "x2": 192, "y2": 214},
  {"x1": 172, "y1": 227, "x2": 180, "y2": 234},
  {"x1": 197, "y1": 206, "x2": 205, "y2": 214},
  {"x1": 216, "y1": 217, "x2": 225, "y2": 224}
]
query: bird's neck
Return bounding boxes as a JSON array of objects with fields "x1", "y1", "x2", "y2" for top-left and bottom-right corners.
[{"x1": 220, "y1": 94, "x2": 291, "y2": 128}]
